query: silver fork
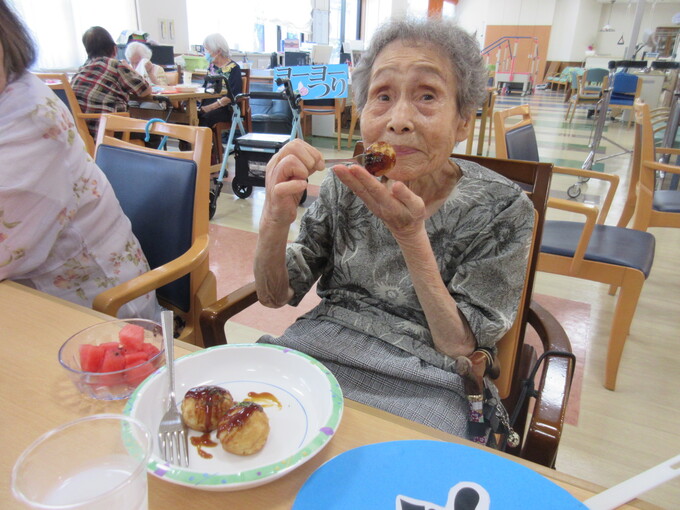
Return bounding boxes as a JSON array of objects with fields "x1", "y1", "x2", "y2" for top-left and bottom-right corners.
[{"x1": 157, "y1": 310, "x2": 189, "y2": 467}]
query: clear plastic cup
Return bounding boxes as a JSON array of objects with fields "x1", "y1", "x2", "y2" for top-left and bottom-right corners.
[{"x1": 11, "y1": 414, "x2": 151, "y2": 510}]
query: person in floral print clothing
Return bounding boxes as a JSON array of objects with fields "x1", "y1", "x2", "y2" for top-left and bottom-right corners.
[{"x1": 0, "y1": 1, "x2": 160, "y2": 321}]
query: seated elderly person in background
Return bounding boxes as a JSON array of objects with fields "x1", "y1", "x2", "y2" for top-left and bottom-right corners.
[
  {"x1": 125, "y1": 41, "x2": 168, "y2": 87},
  {"x1": 0, "y1": 2, "x2": 159, "y2": 321},
  {"x1": 198, "y1": 33, "x2": 242, "y2": 129},
  {"x1": 254, "y1": 17, "x2": 534, "y2": 441},
  {"x1": 71, "y1": 26, "x2": 151, "y2": 137}
]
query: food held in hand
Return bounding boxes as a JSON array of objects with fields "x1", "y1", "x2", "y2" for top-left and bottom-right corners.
[
  {"x1": 364, "y1": 141, "x2": 396, "y2": 176},
  {"x1": 217, "y1": 402, "x2": 270, "y2": 455},
  {"x1": 181, "y1": 386, "x2": 235, "y2": 432}
]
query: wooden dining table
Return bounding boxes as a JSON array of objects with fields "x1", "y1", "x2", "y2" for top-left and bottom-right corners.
[
  {"x1": 128, "y1": 87, "x2": 227, "y2": 126},
  {"x1": 0, "y1": 280, "x2": 660, "y2": 509}
]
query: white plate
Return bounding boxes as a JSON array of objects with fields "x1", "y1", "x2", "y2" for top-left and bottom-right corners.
[{"x1": 124, "y1": 343, "x2": 343, "y2": 491}]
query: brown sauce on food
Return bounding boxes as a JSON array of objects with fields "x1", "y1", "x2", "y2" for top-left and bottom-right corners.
[
  {"x1": 190, "y1": 432, "x2": 218, "y2": 459},
  {"x1": 185, "y1": 385, "x2": 230, "y2": 432},
  {"x1": 218, "y1": 402, "x2": 262, "y2": 435},
  {"x1": 364, "y1": 141, "x2": 396, "y2": 176},
  {"x1": 244, "y1": 391, "x2": 282, "y2": 409}
]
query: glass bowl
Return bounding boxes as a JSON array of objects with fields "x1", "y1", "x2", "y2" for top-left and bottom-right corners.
[{"x1": 58, "y1": 319, "x2": 165, "y2": 400}]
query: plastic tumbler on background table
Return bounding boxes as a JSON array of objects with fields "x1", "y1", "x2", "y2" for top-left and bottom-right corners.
[{"x1": 11, "y1": 414, "x2": 151, "y2": 510}]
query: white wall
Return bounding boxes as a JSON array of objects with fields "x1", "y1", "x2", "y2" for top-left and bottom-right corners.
[
  {"x1": 136, "y1": 0, "x2": 190, "y2": 52},
  {"x1": 595, "y1": 2, "x2": 680, "y2": 58}
]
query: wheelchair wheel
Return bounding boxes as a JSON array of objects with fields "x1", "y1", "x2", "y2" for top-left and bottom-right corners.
[
  {"x1": 209, "y1": 190, "x2": 217, "y2": 219},
  {"x1": 232, "y1": 179, "x2": 252, "y2": 199},
  {"x1": 567, "y1": 184, "x2": 582, "y2": 199}
]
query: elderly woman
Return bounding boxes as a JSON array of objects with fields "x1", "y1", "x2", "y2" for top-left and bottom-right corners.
[
  {"x1": 198, "y1": 33, "x2": 242, "y2": 129},
  {"x1": 125, "y1": 41, "x2": 168, "y2": 87},
  {"x1": 254, "y1": 18, "x2": 534, "y2": 440},
  {"x1": 0, "y1": 1, "x2": 159, "y2": 321}
]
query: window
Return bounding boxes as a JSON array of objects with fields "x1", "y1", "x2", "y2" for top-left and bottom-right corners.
[
  {"x1": 11, "y1": 0, "x2": 137, "y2": 70},
  {"x1": 186, "y1": 0, "x2": 312, "y2": 54}
]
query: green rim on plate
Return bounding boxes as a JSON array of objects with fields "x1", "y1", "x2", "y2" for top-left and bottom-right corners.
[{"x1": 123, "y1": 343, "x2": 344, "y2": 488}]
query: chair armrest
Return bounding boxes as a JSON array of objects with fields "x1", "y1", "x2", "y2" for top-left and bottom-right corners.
[
  {"x1": 199, "y1": 281, "x2": 258, "y2": 347},
  {"x1": 642, "y1": 159, "x2": 680, "y2": 176},
  {"x1": 93, "y1": 234, "x2": 210, "y2": 317},
  {"x1": 521, "y1": 299, "x2": 574, "y2": 468},
  {"x1": 651, "y1": 146, "x2": 680, "y2": 158},
  {"x1": 547, "y1": 197, "x2": 598, "y2": 273},
  {"x1": 77, "y1": 112, "x2": 130, "y2": 120},
  {"x1": 551, "y1": 165, "x2": 619, "y2": 224}
]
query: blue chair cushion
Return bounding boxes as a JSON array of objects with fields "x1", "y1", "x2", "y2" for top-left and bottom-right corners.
[
  {"x1": 541, "y1": 221, "x2": 655, "y2": 277},
  {"x1": 95, "y1": 145, "x2": 197, "y2": 312},
  {"x1": 654, "y1": 190, "x2": 680, "y2": 212},
  {"x1": 505, "y1": 124, "x2": 540, "y2": 162}
]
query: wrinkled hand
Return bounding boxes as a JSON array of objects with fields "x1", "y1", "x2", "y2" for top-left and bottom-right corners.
[
  {"x1": 262, "y1": 139, "x2": 324, "y2": 226},
  {"x1": 144, "y1": 59, "x2": 153, "y2": 73},
  {"x1": 332, "y1": 164, "x2": 426, "y2": 240}
]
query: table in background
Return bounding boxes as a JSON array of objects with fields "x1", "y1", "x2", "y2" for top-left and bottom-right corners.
[
  {"x1": 0, "y1": 281, "x2": 660, "y2": 509},
  {"x1": 129, "y1": 89, "x2": 225, "y2": 126}
]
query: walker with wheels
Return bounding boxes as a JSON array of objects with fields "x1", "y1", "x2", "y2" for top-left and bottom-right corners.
[
  {"x1": 570, "y1": 60, "x2": 680, "y2": 199},
  {"x1": 208, "y1": 77, "x2": 303, "y2": 218}
]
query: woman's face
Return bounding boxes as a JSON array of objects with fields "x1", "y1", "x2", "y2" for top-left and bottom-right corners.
[{"x1": 359, "y1": 40, "x2": 470, "y2": 182}]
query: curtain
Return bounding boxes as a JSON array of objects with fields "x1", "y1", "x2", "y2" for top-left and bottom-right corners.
[{"x1": 11, "y1": 0, "x2": 137, "y2": 70}]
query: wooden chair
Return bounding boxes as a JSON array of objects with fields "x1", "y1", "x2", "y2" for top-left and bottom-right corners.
[
  {"x1": 299, "y1": 98, "x2": 344, "y2": 150},
  {"x1": 35, "y1": 72, "x2": 117, "y2": 157},
  {"x1": 564, "y1": 70, "x2": 608, "y2": 123},
  {"x1": 212, "y1": 68, "x2": 252, "y2": 164},
  {"x1": 346, "y1": 101, "x2": 359, "y2": 149},
  {"x1": 93, "y1": 114, "x2": 216, "y2": 347},
  {"x1": 617, "y1": 99, "x2": 680, "y2": 231},
  {"x1": 200, "y1": 146, "x2": 574, "y2": 468},
  {"x1": 495, "y1": 104, "x2": 656, "y2": 390},
  {"x1": 465, "y1": 90, "x2": 497, "y2": 155}
]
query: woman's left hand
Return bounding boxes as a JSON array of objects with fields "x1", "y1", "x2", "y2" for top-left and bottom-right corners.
[{"x1": 332, "y1": 164, "x2": 426, "y2": 240}]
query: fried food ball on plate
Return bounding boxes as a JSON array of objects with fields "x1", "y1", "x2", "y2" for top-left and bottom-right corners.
[
  {"x1": 217, "y1": 402, "x2": 270, "y2": 455},
  {"x1": 181, "y1": 385, "x2": 234, "y2": 432}
]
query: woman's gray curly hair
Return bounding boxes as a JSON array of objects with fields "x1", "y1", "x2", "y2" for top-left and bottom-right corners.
[{"x1": 351, "y1": 18, "x2": 487, "y2": 119}]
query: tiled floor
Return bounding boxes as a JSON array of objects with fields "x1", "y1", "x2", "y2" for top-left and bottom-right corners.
[{"x1": 207, "y1": 88, "x2": 680, "y2": 508}]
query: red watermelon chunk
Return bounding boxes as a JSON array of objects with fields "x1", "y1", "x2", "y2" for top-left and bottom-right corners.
[
  {"x1": 140, "y1": 342, "x2": 160, "y2": 359},
  {"x1": 124, "y1": 362, "x2": 156, "y2": 386},
  {"x1": 118, "y1": 324, "x2": 145, "y2": 352},
  {"x1": 79, "y1": 344, "x2": 105, "y2": 372},
  {"x1": 124, "y1": 351, "x2": 149, "y2": 368}
]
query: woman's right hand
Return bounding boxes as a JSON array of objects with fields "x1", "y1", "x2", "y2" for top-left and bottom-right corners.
[{"x1": 261, "y1": 139, "x2": 324, "y2": 227}]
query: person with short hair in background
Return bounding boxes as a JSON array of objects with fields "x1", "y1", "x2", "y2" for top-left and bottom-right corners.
[
  {"x1": 71, "y1": 26, "x2": 151, "y2": 137},
  {"x1": 198, "y1": 33, "x2": 242, "y2": 129},
  {"x1": 125, "y1": 41, "x2": 168, "y2": 87}
]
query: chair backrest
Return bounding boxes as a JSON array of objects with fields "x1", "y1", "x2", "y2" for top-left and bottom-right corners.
[
  {"x1": 633, "y1": 99, "x2": 659, "y2": 196},
  {"x1": 455, "y1": 155, "x2": 552, "y2": 399},
  {"x1": 611, "y1": 72, "x2": 639, "y2": 95},
  {"x1": 94, "y1": 115, "x2": 213, "y2": 315},
  {"x1": 34, "y1": 72, "x2": 95, "y2": 155},
  {"x1": 584, "y1": 67, "x2": 608, "y2": 86},
  {"x1": 493, "y1": 104, "x2": 540, "y2": 163}
]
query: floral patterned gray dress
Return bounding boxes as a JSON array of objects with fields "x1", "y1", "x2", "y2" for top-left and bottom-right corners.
[{"x1": 260, "y1": 158, "x2": 534, "y2": 438}]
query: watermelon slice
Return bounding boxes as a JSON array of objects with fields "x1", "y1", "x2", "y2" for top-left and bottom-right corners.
[
  {"x1": 119, "y1": 324, "x2": 145, "y2": 352},
  {"x1": 79, "y1": 344, "x2": 105, "y2": 372},
  {"x1": 98, "y1": 348, "x2": 126, "y2": 385},
  {"x1": 140, "y1": 342, "x2": 160, "y2": 359}
]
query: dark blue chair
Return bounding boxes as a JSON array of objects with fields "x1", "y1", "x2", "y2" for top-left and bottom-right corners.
[
  {"x1": 93, "y1": 114, "x2": 216, "y2": 347},
  {"x1": 494, "y1": 104, "x2": 656, "y2": 390},
  {"x1": 609, "y1": 72, "x2": 641, "y2": 128}
]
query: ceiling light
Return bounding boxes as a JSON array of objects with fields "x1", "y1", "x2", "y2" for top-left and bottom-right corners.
[{"x1": 601, "y1": 0, "x2": 616, "y2": 32}]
